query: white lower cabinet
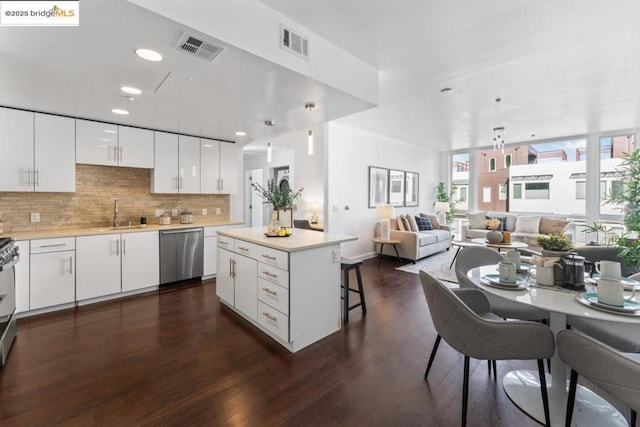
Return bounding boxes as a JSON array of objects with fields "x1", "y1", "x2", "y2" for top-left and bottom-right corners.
[
  {"x1": 77, "y1": 231, "x2": 159, "y2": 300},
  {"x1": 216, "y1": 247, "x2": 235, "y2": 304},
  {"x1": 29, "y1": 237, "x2": 75, "y2": 310},
  {"x1": 216, "y1": 243, "x2": 258, "y2": 321},
  {"x1": 15, "y1": 241, "x2": 30, "y2": 313},
  {"x1": 203, "y1": 227, "x2": 217, "y2": 277}
]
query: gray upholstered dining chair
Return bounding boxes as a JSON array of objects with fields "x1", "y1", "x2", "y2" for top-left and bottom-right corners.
[
  {"x1": 454, "y1": 246, "x2": 550, "y2": 321},
  {"x1": 557, "y1": 329, "x2": 640, "y2": 427},
  {"x1": 420, "y1": 271, "x2": 554, "y2": 427}
]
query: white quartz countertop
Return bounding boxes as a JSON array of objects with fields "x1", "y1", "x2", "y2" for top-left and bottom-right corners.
[
  {"x1": 217, "y1": 227, "x2": 357, "y2": 252},
  {"x1": 6, "y1": 219, "x2": 245, "y2": 241}
]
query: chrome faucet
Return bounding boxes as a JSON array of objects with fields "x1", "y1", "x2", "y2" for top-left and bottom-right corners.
[{"x1": 113, "y1": 200, "x2": 119, "y2": 228}]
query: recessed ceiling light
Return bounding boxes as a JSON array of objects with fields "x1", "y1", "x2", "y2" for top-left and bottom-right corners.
[
  {"x1": 495, "y1": 97, "x2": 502, "y2": 103},
  {"x1": 121, "y1": 86, "x2": 142, "y2": 95},
  {"x1": 135, "y1": 48, "x2": 163, "y2": 62},
  {"x1": 440, "y1": 88, "x2": 452, "y2": 93},
  {"x1": 531, "y1": 134, "x2": 536, "y2": 138},
  {"x1": 235, "y1": 131, "x2": 246, "y2": 136},
  {"x1": 111, "y1": 108, "x2": 129, "y2": 115}
]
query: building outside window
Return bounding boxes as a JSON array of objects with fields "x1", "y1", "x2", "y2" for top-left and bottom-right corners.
[
  {"x1": 483, "y1": 186, "x2": 491, "y2": 203},
  {"x1": 504, "y1": 153, "x2": 512, "y2": 168},
  {"x1": 513, "y1": 183, "x2": 522, "y2": 199},
  {"x1": 524, "y1": 182, "x2": 550, "y2": 199},
  {"x1": 451, "y1": 152, "x2": 469, "y2": 211},
  {"x1": 489, "y1": 158, "x2": 496, "y2": 172}
]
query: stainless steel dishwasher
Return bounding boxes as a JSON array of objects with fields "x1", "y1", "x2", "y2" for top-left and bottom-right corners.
[{"x1": 159, "y1": 228, "x2": 204, "y2": 285}]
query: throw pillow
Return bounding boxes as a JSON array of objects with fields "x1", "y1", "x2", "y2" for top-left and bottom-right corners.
[
  {"x1": 467, "y1": 211, "x2": 488, "y2": 229},
  {"x1": 486, "y1": 215, "x2": 507, "y2": 231},
  {"x1": 420, "y1": 213, "x2": 440, "y2": 229},
  {"x1": 407, "y1": 215, "x2": 419, "y2": 232},
  {"x1": 515, "y1": 215, "x2": 541, "y2": 233},
  {"x1": 401, "y1": 215, "x2": 412, "y2": 232},
  {"x1": 415, "y1": 216, "x2": 433, "y2": 231},
  {"x1": 396, "y1": 217, "x2": 405, "y2": 231},
  {"x1": 539, "y1": 217, "x2": 569, "y2": 235}
]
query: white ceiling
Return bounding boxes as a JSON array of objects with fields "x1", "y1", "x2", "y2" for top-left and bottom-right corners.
[
  {"x1": 2, "y1": 1, "x2": 639, "y2": 152},
  {"x1": 261, "y1": 0, "x2": 640, "y2": 151}
]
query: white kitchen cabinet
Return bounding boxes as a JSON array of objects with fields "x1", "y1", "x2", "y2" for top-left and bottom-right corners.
[
  {"x1": 0, "y1": 109, "x2": 74, "y2": 193},
  {"x1": 216, "y1": 242, "x2": 257, "y2": 321},
  {"x1": 76, "y1": 234, "x2": 121, "y2": 300},
  {"x1": 117, "y1": 126, "x2": 154, "y2": 168},
  {"x1": 34, "y1": 113, "x2": 75, "y2": 192},
  {"x1": 121, "y1": 231, "x2": 159, "y2": 292},
  {"x1": 77, "y1": 231, "x2": 159, "y2": 300},
  {"x1": 203, "y1": 227, "x2": 217, "y2": 278},
  {"x1": 151, "y1": 132, "x2": 200, "y2": 193},
  {"x1": 219, "y1": 142, "x2": 238, "y2": 194},
  {"x1": 201, "y1": 139, "x2": 237, "y2": 194},
  {"x1": 15, "y1": 241, "x2": 30, "y2": 313},
  {"x1": 0, "y1": 107, "x2": 33, "y2": 192},
  {"x1": 76, "y1": 119, "x2": 119, "y2": 166},
  {"x1": 30, "y1": 237, "x2": 75, "y2": 310},
  {"x1": 76, "y1": 120, "x2": 153, "y2": 168}
]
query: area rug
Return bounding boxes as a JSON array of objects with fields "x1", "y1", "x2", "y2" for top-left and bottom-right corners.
[{"x1": 395, "y1": 249, "x2": 459, "y2": 283}]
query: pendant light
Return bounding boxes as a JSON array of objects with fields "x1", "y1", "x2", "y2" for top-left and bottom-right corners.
[
  {"x1": 305, "y1": 102, "x2": 315, "y2": 156},
  {"x1": 265, "y1": 120, "x2": 274, "y2": 163},
  {"x1": 493, "y1": 127, "x2": 505, "y2": 153}
]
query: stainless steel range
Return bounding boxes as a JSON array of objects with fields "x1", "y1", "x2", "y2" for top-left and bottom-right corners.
[{"x1": 0, "y1": 237, "x2": 19, "y2": 367}]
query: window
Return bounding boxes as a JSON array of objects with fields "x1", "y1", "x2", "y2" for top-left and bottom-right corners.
[
  {"x1": 504, "y1": 154, "x2": 512, "y2": 168},
  {"x1": 525, "y1": 182, "x2": 549, "y2": 199},
  {"x1": 600, "y1": 134, "x2": 634, "y2": 215},
  {"x1": 489, "y1": 158, "x2": 496, "y2": 172},
  {"x1": 600, "y1": 180, "x2": 606, "y2": 199},
  {"x1": 611, "y1": 180, "x2": 623, "y2": 198},
  {"x1": 498, "y1": 184, "x2": 507, "y2": 200},
  {"x1": 459, "y1": 187, "x2": 468, "y2": 202},
  {"x1": 513, "y1": 183, "x2": 522, "y2": 199},
  {"x1": 451, "y1": 152, "x2": 469, "y2": 211},
  {"x1": 483, "y1": 186, "x2": 491, "y2": 203},
  {"x1": 576, "y1": 181, "x2": 586, "y2": 199}
]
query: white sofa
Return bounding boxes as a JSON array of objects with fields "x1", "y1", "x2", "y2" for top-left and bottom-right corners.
[
  {"x1": 460, "y1": 211, "x2": 576, "y2": 247},
  {"x1": 375, "y1": 214, "x2": 451, "y2": 262}
]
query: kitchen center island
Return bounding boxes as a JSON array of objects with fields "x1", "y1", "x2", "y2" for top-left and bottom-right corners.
[{"x1": 216, "y1": 227, "x2": 357, "y2": 352}]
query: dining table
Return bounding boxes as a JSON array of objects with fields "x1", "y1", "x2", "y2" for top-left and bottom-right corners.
[{"x1": 467, "y1": 264, "x2": 640, "y2": 427}]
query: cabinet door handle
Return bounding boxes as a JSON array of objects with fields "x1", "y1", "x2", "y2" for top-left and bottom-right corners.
[
  {"x1": 262, "y1": 287, "x2": 277, "y2": 296},
  {"x1": 35, "y1": 169, "x2": 40, "y2": 186},
  {"x1": 262, "y1": 312, "x2": 277, "y2": 322},
  {"x1": 229, "y1": 258, "x2": 233, "y2": 277},
  {"x1": 220, "y1": 178, "x2": 223, "y2": 191},
  {"x1": 26, "y1": 168, "x2": 32, "y2": 186},
  {"x1": 262, "y1": 254, "x2": 276, "y2": 260},
  {"x1": 116, "y1": 240, "x2": 120, "y2": 256},
  {"x1": 112, "y1": 146, "x2": 117, "y2": 162},
  {"x1": 232, "y1": 259, "x2": 236, "y2": 278},
  {"x1": 38, "y1": 243, "x2": 67, "y2": 248},
  {"x1": 68, "y1": 256, "x2": 73, "y2": 274},
  {"x1": 119, "y1": 146, "x2": 123, "y2": 163},
  {"x1": 237, "y1": 246, "x2": 249, "y2": 252},
  {"x1": 218, "y1": 240, "x2": 228, "y2": 245},
  {"x1": 262, "y1": 271, "x2": 277, "y2": 278},
  {"x1": 122, "y1": 239, "x2": 126, "y2": 255}
]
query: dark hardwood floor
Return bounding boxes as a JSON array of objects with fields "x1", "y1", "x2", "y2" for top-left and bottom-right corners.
[{"x1": 0, "y1": 257, "x2": 539, "y2": 426}]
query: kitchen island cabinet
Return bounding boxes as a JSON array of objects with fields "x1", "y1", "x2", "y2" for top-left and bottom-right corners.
[{"x1": 216, "y1": 227, "x2": 357, "y2": 353}]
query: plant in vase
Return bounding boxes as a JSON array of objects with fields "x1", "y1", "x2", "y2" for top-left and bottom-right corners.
[
  {"x1": 251, "y1": 179, "x2": 304, "y2": 235},
  {"x1": 434, "y1": 181, "x2": 458, "y2": 223},
  {"x1": 485, "y1": 217, "x2": 503, "y2": 243},
  {"x1": 536, "y1": 233, "x2": 574, "y2": 257}
]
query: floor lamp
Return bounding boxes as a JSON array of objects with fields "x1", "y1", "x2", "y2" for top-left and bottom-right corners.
[{"x1": 376, "y1": 204, "x2": 395, "y2": 241}]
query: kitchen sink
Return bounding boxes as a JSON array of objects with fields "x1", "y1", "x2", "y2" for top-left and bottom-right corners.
[{"x1": 91, "y1": 225, "x2": 148, "y2": 232}]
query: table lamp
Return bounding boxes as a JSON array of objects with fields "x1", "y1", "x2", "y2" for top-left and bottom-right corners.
[
  {"x1": 435, "y1": 201, "x2": 450, "y2": 225},
  {"x1": 376, "y1": 204, "x2": 395, "y2": 241}
]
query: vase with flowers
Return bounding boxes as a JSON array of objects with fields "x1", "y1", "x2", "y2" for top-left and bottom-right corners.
[
  {"x1": 485, "y1": 217, "x2": 504, "y2": 243},
  {"x1": 251, "y1": 179, "x2": 304, "y2": 235}
]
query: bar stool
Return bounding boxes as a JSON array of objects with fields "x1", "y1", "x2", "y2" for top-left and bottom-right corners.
[{"x1": 340, "y1": 258, "x2": 367, "y2": 323}]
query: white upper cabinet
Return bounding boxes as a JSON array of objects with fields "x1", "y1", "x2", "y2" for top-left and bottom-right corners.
[
  {"x1": 0, "y1": 107, "x2": 34, "y2": 192},
  {"x1": 118, "y1": 126, "x2": 154, "y2": 168},
  {"x1": 201, "y1": 139, "x2": 238, "y2": 194},
  {"x1": 0, "y1": 108, "x2": 74, "y2": 192},
  {"x1": 35, "y1": 113, "x2": 75, "y2": 192},
  {"x1": 179, "y1": 135, "x2": 201, "y2": 194},
  {"x1": 219, "y1": 142, "x2": 238, "y2": 194},
  {"x1": 76, "y1": 120, "x2": 153, "y2": 168},
  {"x1": 76, "y1": 119, "x2": 119, "y2": 166},
  {"x1": 201, "y1": 139, "x2": 221, "y2": 194},
  {"x1": 152, "y1": 132, "x2": 200, "y2": 194}
]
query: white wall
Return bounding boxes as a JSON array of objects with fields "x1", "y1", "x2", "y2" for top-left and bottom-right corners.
[{"x1": 326, "y1": 122, "x2": 440, "y2": 259}]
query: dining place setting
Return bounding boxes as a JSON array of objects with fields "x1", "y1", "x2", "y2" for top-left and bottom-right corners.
[{"x1": 454, "y1": 246, "x2": 640, "y2": 427}]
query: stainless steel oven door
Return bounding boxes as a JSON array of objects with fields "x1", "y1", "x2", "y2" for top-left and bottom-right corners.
[{"x1": 0, "y1": 253, "x2": 18, "y2": 322}]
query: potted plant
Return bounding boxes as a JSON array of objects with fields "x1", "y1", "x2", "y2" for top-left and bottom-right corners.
[
  {"x1": 603, "y1": 148, "x2": 640, "y2": 267},
  {"x1": 485, "y1": 217, "x2": 503, "y2": 243},
  {"x1": 536, "y1": 233, "x2": 574, "y2": 257},
  {"x1": 434, "y1": 182, "x2": 458, "y2": 223},
  {"x1": 251, "y1": 179, "x2": 304, "y2": 234}
]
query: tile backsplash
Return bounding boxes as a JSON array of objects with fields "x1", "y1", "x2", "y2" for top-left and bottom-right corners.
[{"x1": 0, "y1": 164, "x2": 230, "y2": 233}]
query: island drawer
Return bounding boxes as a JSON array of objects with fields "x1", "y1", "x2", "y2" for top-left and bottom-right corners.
[
  {"x1": 256, "y1": 246, "x2": 288, "y2": 270},
  {"x1": 217, "y1": 235, "x2": 234, "y2": 249},
  {"x1": 234, "y1": 240, "x2": 259, "y2": 258},
  {"x1": 258, "y1": 262, "x2": 289, "y2": 288},
  {"x1": 258, "y1": 301, "x2": 289, "y2": 342},
  {"x1": 258, "y1": 278, "x2": 289, "y2": 315},
  {"x1": 30, "y1": 237, "x2": 75, "y2": 254}
]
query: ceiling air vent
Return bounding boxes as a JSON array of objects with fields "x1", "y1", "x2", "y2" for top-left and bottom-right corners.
[
  {"x1": 280, "y1": 25, "x2": 310, "y2": 60},
  {"x1": 175, "y1": 32, "x2": 224, "y2": 62}
]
